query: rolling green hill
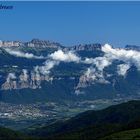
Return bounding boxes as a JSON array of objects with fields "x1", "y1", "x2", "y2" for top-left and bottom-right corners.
[
  {"x1": 101, "y1": 128, "x2": 140, "y2": 140},
  {"x1": 0, "y1": 127, "x2": 22, "y2": 140},
  {"x1": 26, "y1": 100, "x2": 140, "y2": 139},
  {"x1": 1, "y1": 100, "x2": 140, "y2": 140}
]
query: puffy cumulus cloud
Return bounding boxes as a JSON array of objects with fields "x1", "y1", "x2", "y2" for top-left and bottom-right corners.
[
  {"x1": 117, "y1": 64, "x2": 130, "y2": 76},
  {"x1": 34, "y1": 60, "x2": 59, "y2": 75},
  {"x1": 4, "y1": 48, "x2": 45, "y2": 59},
  {"x1": 77, "y1": 43, "x2": 140, "y2": 88},
  {"x1": 32, "y1": 50, "x2": 80, "y2": 78},
  {"x1": 81, "y1": 43, "x2": 140, "y2": 83},
  {"x1": 92, "y1": 57, "x2": 111, "y2": 71},
  {"x1": 102, "y1": 44, "x2": 140, "y2": 69},
  {"x1": 83, "y1": 57, "x2": 94, "y2": 64},
  {"x1": 83, "y1": 57, "x2": 112, "y2": 72},
  {"x1": 49, "y1": 50, "x2": 80, "y2": 62}
]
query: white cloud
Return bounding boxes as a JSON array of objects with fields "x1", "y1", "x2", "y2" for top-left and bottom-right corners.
[
  {"x1": 83, "y1": 58, "x2": 94, "y2": 64},
  {"x1": 4, "y1": 44, "x2": 140, "y2": 91},
  {"x1": 49, "y1": 50, "x2": 80, "y2": 62},
  {"x1": 31, "y1": 50, "x2": 80, "y2": 78},
  {"x1": 34, "y1": 60, "x2": 59, "y2": 75},
  {"x1": 32, "y1": 50, "x2": 80, "y2": 78},
  {"x1": 102, "y1": 44, "x2": 140, "y2": 69},
  {"x1": 4, "y1": 48, "x2": 45, "y2": 59},
  {"x1": 117, "y1": 64, "x2": 130, "y2": 76},
  {"x1": 81, "y1": 43, "x2": 140, "y2": 83},
  {"x1": 92, "y1": 57, "x2": 112, "y2": 71},
  {"x1": 77, "y1": 43, "x2": 140, "y2": 88}
]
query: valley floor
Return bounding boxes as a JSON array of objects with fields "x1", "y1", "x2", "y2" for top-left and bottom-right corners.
[
  {"x1": 0, "y1": 97, "x2": 133, "y2": 130},
  {"x1": 0, "y1": 99, "x2": 115, "y2": 130}
]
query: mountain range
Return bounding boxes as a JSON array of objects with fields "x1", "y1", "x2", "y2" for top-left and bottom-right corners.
[
  {"x1": 0, "y1": 39, "x2": 140, "y2": 104},
  {"x1": 1, "y1": 41, "x2": 140, "y2": 139}
]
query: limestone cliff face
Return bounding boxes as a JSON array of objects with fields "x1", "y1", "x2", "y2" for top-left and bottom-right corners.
[
  {"x1": 1, "y1": 70, "x2": 53, "y2": 90},
  {"x1": 2, "y1": 80, "x2": 17, "y2": 90},
  {"x1": 76, "y1": 74, "x2": 93, "y2": 89}
]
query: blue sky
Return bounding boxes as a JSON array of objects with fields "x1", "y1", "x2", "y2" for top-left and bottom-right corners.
[{"x1": 0, "y1": 1, "x2": 140, "y2": 47}]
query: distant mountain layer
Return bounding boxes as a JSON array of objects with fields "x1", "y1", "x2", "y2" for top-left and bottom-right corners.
[{"x1": 0, "y1": 39, "x2": 140, "y2": 103}]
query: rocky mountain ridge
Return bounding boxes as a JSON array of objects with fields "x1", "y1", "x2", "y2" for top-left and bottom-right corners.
[
  {"x1": 0, "y1": 39, "x2": 104, "y2": 51},
  {"x1": 0, "y1": 39, "x2": 140, "y2": 103},
  {"x1": 0, "y1": 39, "x2": 63, "y2": 49},
  {"x1": 1, "y1": 39, "x2": 140, "y2": 51}
]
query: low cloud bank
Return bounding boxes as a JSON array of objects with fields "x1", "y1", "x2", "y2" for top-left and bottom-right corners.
[
  {"x1": 102, "y1": 44, "x2": 140, "y2": 69},
  {"x1": 34, "y1": 50, "x2": 81, "y2": 76},
  {"x1": 83, "y1": 44, "x2": 140, "y2": 78},
  {"x1": 5, "y1": 48, "x2": 45, "y2": 59},
  {"x1": 34, "y1": 60, "x2": 59, "y2": 75},
  {"x1": 77, "y1": 44, "x2": 140, "y2": 89}
]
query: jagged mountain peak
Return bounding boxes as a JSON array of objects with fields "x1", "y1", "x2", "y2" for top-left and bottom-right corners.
[
  {"x1": 125, "y1": 45, "x2": 140, "y2": 51},
  {"x1": 71, "y1": 43, "x2": 102, "y2": 51},
  {"x1": 28, "y1": 38, "x2": 63, "y2": 48}
]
